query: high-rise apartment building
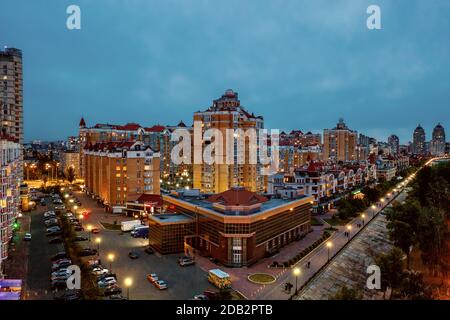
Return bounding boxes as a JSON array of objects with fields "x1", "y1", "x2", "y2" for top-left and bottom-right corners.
[
  {"x1": 193, "y1": 90, "x2": 264, "y2": 193},
  {"x1": 430, "y1": 123, "x2": 446, "y2": 156},
  {"x1": 323, "y1": 119, "x2": 357, "y2": 163},
  {"x1": 412, "y1": 124, "x2": 426, "y2": 155},
  {"x1": 0, "y1": 135, "x2": 21, "y2": 277},
  {"x1": 0, "y1": 48, "x2": 23, "y2": 144},
  {"x1": 388, "y1": 134, "x2": 400, "y2": 155}
]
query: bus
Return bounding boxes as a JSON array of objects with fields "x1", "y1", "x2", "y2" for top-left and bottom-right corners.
[{"x1": 208, "y1": 269, "x2": 231, "y2": 289}]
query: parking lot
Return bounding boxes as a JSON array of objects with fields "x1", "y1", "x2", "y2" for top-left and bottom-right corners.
[
  {"x1": 23, "y1": 188, "x2": 217, "y2": 300},
  {"x1": 65, "y1": 190, "x2": 215, "y2": 299}
]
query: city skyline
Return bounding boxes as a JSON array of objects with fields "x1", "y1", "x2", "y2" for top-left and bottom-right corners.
[{"x1": 1, "y1": 0, "x2": 449, "y2": 143}]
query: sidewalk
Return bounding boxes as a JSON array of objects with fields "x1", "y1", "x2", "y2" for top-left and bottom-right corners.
[
  {"x1": 260, "y1": 188, "x2": 401, "y2": 300},
  {"x1": 3, "y1": 212, "x2": 31, "y2": 280}
]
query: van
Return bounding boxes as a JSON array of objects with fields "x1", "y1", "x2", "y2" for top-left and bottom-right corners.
[
  {"x1": 131, "y1": 226, "x2": 149, "y2": 238},
  {"x1": 208, "y1": 269, "x2": 231, "y2": 289}
]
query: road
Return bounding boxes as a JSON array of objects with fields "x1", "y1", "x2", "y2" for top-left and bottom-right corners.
[{"x1": 25, "y1": 198, "x2": 61, "y2": 300}]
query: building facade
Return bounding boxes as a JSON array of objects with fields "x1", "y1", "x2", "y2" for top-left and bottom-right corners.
[
  {"x1": 0, "y1": 135, "x2": 21, "y2": 277},
  {"x1": 388, "y1": 134, "x2": 400, "y2": 155},
  {"x1": 193, "y1": 90, "x2": 264, "y2": 193},
  {"x1": 412, "y1": 124, "x2": 426, "y2": 155},
  {"x1": 60, "y1": 150, "x2": 80, "y2": 179},
  {"x1": 430, "y1": 123, "x2": 446, "y2": 156},
  {"x1": 83, "y1": 141, "x2": 160, "y2": 210},
  {"x1": 323, "y1": 119, "x2": 357, "y2": 163},
  {"x1": 149, "y1": 187, "x2": 313, "y2": 267},
  {"x1": 0, "y1": 48, "x2": 23, "y2": 145}
]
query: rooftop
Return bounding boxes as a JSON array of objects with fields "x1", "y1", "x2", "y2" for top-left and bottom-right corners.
[{"x1": 148, "y1": 213, "x2": 193, "y2": 224}]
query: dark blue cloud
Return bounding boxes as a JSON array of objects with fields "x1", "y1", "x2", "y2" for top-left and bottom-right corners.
[{"x1": 1, "y1": 0, "x2": 449, "y2": 143}]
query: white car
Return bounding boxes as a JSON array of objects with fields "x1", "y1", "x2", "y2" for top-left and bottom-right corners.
[
  {"x1": 98, "y1": 277, "x2": 117, "y2": 288},
  {"x1": 23, "y1": 233, "x2": 32, "y2": 241},
  {"x1": 44, "y1": 211, "x2": 56, "y2": 218},
  {"x1": 91, "y1": 268, "x2": 109, "y2": 276}
]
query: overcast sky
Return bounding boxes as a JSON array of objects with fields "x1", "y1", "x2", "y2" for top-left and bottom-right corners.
[{"x1": 1, "y1": 0, "x2": 449, "y2": 144}]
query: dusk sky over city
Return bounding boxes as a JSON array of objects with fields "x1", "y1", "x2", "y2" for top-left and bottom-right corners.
[{"x1": 1, "y1": 0, "x2": 449, "y2": 143}]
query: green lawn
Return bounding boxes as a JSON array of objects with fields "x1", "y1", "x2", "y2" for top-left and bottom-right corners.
[
  {"x1": 324, "y1": 216, "x2": 352, "y2": 226},
  {"x1": 311, "y1": 217, "x2": 324, "y2": 226}
]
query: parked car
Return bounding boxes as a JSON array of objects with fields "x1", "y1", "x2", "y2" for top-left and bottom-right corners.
[
  {"x1": 203, "y1": 290, "x2": 219, "y2": 300},
  {"x1": 44, "y1": 211, "x2": 56, "y2": 218},
  {"x1": 51, "y1": 252, "x2": 67, "y2": 262},
  {"x1": 179, "y1": 258, "x2": 195, "y2": 267},
  {"x1": 91, "y1": 228, "x2": 100, "y2": 234},
  {"x1": 98, "y1": 277, "x2": 117, "y2": 288},
  {"x1": 91, "y1": 268, "x2": 109, "y2": 276},
  {"x1": 79, "y1": 248, "x2": 98, "y2": 257},
  {"x1": 74, "y1": 236, "x2": 88, "y2": 242},
  {"x1": 154, "y1": 280, "x2": 168, "y2": 290},
  {"x1": 128, "y1": 250, "x2": 140, "y2": 259},
  {"x1": 144, "y1": 247, "x2": 154, "y2": 255},
  {"x1": 97, "y1": 273, "x2": 117, "y2": 281},
  {"x1": 46, "y1": 226, "x2": 61, "y2": 233},
  {"x1": 193, "y1": 294, "x2": 209, "y2": 300},
  {"x1": 46, "y1": 229, "x2": 62, "y2": 237},
  {"x1": 52, "y1": 260, "x2": 72, "y2": 271},
  {"x1": 54, "y1": 289, "x2": 81, "y2": 301},
  {"x1": 40, "y1": 199, "x2": 46, "y2": 206},
  {"x1": 23, "y1": 233, "x2": 32, "y2": 241},
  {"x1": 48, "y1": 237, "x2": 64, "y2": 244},
  {"x1": 103, "y1": 286, "x2": 122, "y2": 297},
  {"x1": 146, "y1": 274, "x2": 158, "y2": 283},
  {"x1": 51, "y1": 269, "x2": 70, "y2": 278}
]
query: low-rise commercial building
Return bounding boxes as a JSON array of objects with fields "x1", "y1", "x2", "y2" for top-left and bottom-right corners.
[{"x1": 149, "y1": 187, "x2": 313, "y2": 267}]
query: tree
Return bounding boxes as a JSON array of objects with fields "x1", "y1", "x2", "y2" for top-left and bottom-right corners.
[
  {"x1": 387, "y1": 220, "x2": 414, "y2": 269},
  {"x1": 329, "y1": 286, "x2": 362, "y2": 300},
  {"x1": 398, "y1": 270, "x2": 433, "y2": 300},
  {"x1": 375, "y1": 247, "x2": 405, "y2": 299},
  {"x1": 416, "y1": 207, "x2": 447, "y2": 276},
  {"x1": 67, "y1": 166, "x2": 76, "y2": 183}
]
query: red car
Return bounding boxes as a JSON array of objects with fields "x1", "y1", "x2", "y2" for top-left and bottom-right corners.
[{"x1": 91, "y1": 228, "x2": 100, "y2": 234}]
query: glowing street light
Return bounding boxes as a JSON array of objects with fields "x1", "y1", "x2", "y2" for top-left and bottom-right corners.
[
  {"x1": 95, "y1": 237, "x2": 102, "y2": 254},
  {"x1": 87, "y1": 225, "x2": 93, "y2": 241},
  {"x1": 108, "y1": 253, "x2": 115, "y2": 272},
  {"x1": 293, "y1": 268, "x2": 301, "y2": 294},
  {"x1": 326, "y1": 241, "x2": 333, "y2": 262},
  {"x1": 346, "y1": 225, "x2": 352, "y2": 239},
  {"x1": 361, "y1": 213, "x2": 366, "y2": 225},
  {"x1": 124, "y1": 277, "x2": 133, "y2": 300}
]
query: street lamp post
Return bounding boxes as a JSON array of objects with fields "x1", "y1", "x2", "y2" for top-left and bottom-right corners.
[
  {"x1": 87, "y1": 225, "x2": 92, "y2": 241},
  {"x1": 108, "y1": 253, "x2": 115, "y2": 272},
  {"x1": 346, "y1": 225, "x2": 352, "y2": 240},
  {"x1": 95, "y1": 237, "x2": 101, "y2": 255},
  {"x1": 371, "y1": 205, "x2": 376, "y2": 217},
  {"x1": 326, "y1": 241, "x2": 332, "y2": 262},
  {"x1": 293, "y1": 268, "x2": 301, "y2": 295},
  {"x1": 124, "y1": 278, "x2": 133, "y2": 300},
  {"x1": 361, "y1": 213, "x2": 365, "y2": 226}
]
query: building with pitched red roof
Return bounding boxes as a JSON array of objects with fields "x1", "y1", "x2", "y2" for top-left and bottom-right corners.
[
  {"x1": 83, "y1": 140, "x2": 160, "y2": 211},
  {"x1": 149, "y1": 186, "x2": 313, "y2": 266}
]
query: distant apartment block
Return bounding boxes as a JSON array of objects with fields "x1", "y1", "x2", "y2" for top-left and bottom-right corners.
[
  {"x1": 323, "y1": 119, "x2": 357, "y2": 162},
  {"x1": 83, "y1": 141, "x2": 160, "y2": 210}
]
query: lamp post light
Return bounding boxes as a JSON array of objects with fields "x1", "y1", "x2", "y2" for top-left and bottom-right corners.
[
  {"x1": 361, "y1": 213, "x2": 365, "y2": 226},
  {"x1": 371, "y1": 205, "x2": 376, "y2": 217},
  {"x1": 346, "y1": 225, "x2": 352, "y2": 240},
  {"x1": 124, "y1": 277, "x2": 133, "y2": 300},
  {"x1": 87, "y1": 225, "x2": 92, "y2": 241},
  {"x1": 293, "y1": 267, "x2": 301, "y2": 295},
  {"x1": 108, "y1": 253, "x2": 115, "y2": 272},
  {"x1": 78, "y1": 214, "x2": 84, "y2": 226},
  {"x1": 326, "y1": 241, "x2": 333, "y2": 262},
  {"x1": 95, "y1": 237, "x2": 101, "y2": 255}
]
